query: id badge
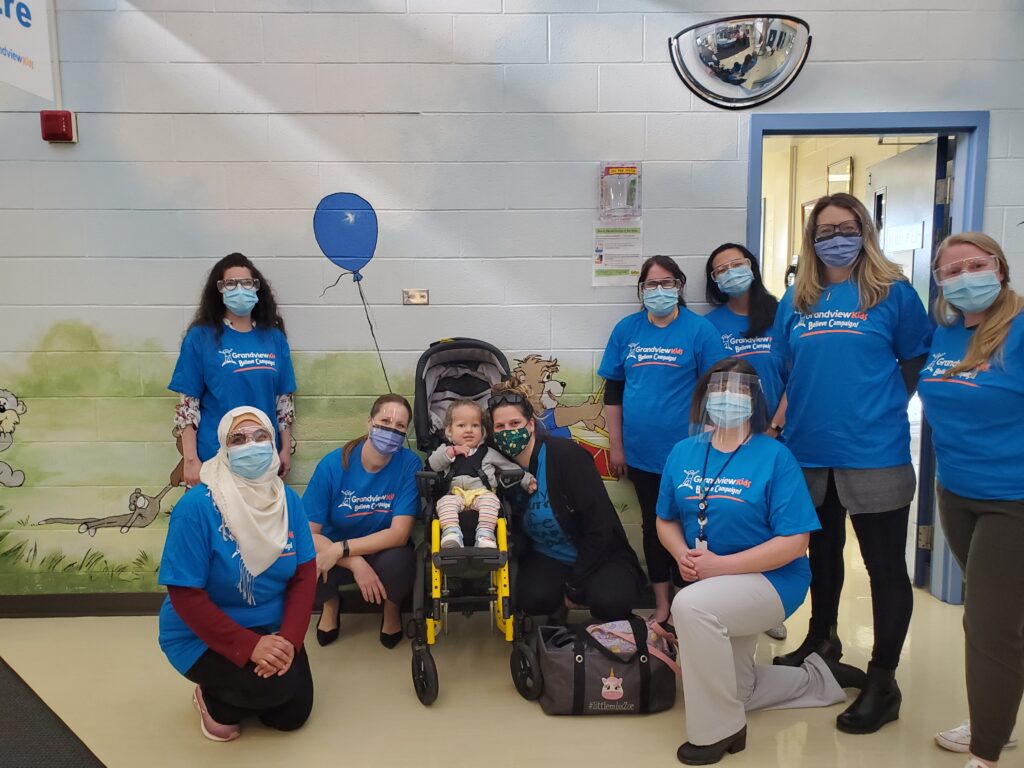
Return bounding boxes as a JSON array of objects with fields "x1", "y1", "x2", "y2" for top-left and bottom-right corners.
[{"x1": 695, "y1": 538, "x2": 708, "y2": 551}]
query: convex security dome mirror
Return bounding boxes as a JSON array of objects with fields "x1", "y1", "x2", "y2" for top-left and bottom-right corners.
[{"x1": 669, "y1": 15, "x2": 811, "y2": 110}]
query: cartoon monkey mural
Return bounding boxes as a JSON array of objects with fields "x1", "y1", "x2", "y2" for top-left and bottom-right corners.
[{"x1": 0, "y1": 388, "x2": 27, "y2": 487}]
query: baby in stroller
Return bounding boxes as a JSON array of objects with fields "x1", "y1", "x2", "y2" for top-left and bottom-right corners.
[{"x1": 427, "y1": 399, "x2": 536, "y2": 549}]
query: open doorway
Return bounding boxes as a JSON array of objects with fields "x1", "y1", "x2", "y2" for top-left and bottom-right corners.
[{"x1": 745, "y1": 111, "x2": 990, "y2": 605}]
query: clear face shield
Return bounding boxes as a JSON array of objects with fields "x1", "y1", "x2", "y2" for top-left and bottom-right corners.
[{"x1": 692, "y1": 371, "x2": 765, "y2": 440}]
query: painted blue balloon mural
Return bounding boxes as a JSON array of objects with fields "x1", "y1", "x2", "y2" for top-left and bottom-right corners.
[{"x1": 313, "y1": 192, "x2": 378, "y2": 281}]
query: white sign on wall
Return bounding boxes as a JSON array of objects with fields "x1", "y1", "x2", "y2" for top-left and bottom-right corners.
[{"x1": 0, "y1": 0, "x2": 54, "y2": 101}]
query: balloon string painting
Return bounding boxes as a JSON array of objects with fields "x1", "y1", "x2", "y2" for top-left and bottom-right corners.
[{"x1": 313, "y1": 192, "x2": 394, "y2": 396}]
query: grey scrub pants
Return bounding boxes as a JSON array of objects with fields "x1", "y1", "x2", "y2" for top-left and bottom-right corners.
[{"x1": 673, "y1": 572, "x2": 846, "y2": 746}]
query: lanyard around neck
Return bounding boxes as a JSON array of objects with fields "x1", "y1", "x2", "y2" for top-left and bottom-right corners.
[{"x1": 696, "y1": 438, "x2": 743, "y2": 541}]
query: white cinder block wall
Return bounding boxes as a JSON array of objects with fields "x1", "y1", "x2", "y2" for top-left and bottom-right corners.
[{"x1": 1, "y1": 0, "x2": 1023, "y2": 593}]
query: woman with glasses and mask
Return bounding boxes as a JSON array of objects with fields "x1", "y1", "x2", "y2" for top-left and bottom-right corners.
[
  {"x1": 656, "y1": 359, "x2": 863, "y2": 766},
  {"x1": 158, "y1": 407, "x2": 316, "y2": 742},
  {"x1": 600, "y1": 255, "x2": 728, "y2": 626},
  {"x1": 919, "y1": 233, "x2": 1024, "y2": 768},
  {"x1": 170, "y1": 253, "x2": 297, "y2": 487},
  {"x1": 771, "y1": 193, "x2": 932, "y2": 736},
  {"x1": 302, "y1": 394, "x2": 420, "y2": 649},
  {"x1": 488, "y1": 383, "x2": 644, "y2": 622}
]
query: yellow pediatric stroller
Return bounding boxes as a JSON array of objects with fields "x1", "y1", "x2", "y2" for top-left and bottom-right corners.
[{"x1": 407, "y1": 338, "x2": 542, "y2": 705}]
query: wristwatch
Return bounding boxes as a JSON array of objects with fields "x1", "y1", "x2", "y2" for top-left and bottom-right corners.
[
  {"x1": 769, "y1": 422, "x2": 783, "y2": 434},
  {"x1": 341, "y1": 539, "x2": 350, "y2": 558}
]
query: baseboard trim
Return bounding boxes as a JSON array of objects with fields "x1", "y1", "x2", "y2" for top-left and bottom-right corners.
[{"x1": 0, "y1": 593, "x2": 166, "y2": 618}]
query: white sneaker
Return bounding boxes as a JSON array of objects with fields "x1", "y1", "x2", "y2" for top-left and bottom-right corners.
[
  {"x1": 474, "y1": 530, "x2": 497, "y2": 548},
  {"x1": 765, "y1": 624, "x2": 787, "y2": 640},
  {"x1": 440, "y1": 528, "x2": 463, "y2": 549},
  {"x1": 936, "y1": 720, "x2": 1018, "y2": 753}
]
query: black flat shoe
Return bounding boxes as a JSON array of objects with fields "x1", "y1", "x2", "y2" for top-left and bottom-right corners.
[
  {"x1": 380, "y1": 613, "x2": 403, "y2": 649},
  {"x1": 316, "y1": 596, "x2": 341, "y2": 646},
  {"x1": 677, "y1": 726, "x2": 747, "y2": 765},
  {"x1": 820, "y1": 655, "x2": 867, "y2": 689}
]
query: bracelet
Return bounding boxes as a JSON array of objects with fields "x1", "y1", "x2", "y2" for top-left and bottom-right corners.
[
  {"x1": 769, "y1": 422, "x2": 783, "y2": 433},
  {"x1": 341, "y1": 540, "x2": 350, "y2": 559}
]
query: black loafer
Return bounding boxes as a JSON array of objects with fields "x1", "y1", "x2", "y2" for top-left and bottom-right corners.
[{"x1": 677, "y1": 726, "x2": 747, "y2": 765}]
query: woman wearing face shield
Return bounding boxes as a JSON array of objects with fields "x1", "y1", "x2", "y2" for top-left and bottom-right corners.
[
  {"x1": 771, "y1": 194, "x2": 932, "y2": 735},
  {"x1": 600, "y1": 255, "x2": 728, "y2": 627},
  {"x1": 656, "y1": 360, "x2": 864, "y2": 765},
  {"x1": 158, "y1": 407, "x2": 317, "y2": 742},
  {"x1": 169, "y1": 253, "x2": 297, "y2": 486},
  {"x1": 302, "y1": 394, "x2": 420, "y2": 649},
  {"x1": 919, "y1": 233, "x2": 1024, "y2": 768}
]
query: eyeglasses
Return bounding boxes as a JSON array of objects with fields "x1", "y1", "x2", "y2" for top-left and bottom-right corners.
[
  {"x1": 217, "y1": 278, "x2": 261, "y2": 292},
  {"x1": 488, "y1": 392, "x2": 525, "y2": 409},
  {"x1": 711, "y1": 258, "x2": 750, "y2": 279},
  {"x1": 640, "y1": 278, "x2": 682, "y2": 292},
  {"x1": 933, "y1": 255, "x2": 998, "y2": 284},
  {"x1": 226, "y1": 427, "x2": 273, "y2": 447},
  {"x1": 813, "y1": 220, "x2": 862, "y2": 242}
]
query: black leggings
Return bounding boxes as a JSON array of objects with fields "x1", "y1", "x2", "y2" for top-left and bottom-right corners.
[
  {"x1": 315, "y1": 545, "x2": 415, "y2": 608},
  {"x1": 516, "y1": 550, "x2": 641, "y2": 621},
  {"x1": 628, "y1": 465, "x2": 675, "y2": 585},
  {"x1": 808, "y1": 471, "x2": 913, "y2": 670},
  {"x1": 185, "y1": 646, "x2": 313, "y2": 730}
]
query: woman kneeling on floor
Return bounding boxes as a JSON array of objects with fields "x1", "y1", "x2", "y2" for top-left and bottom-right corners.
[
  {"x1": 656, "y1": 360, "x2": 865, "y2": 765},
  {"x1": 158, "y1": 406, "x2": 317, "y2": 742}
]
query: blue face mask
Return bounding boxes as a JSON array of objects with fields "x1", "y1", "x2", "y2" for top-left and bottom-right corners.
[
  {"x1": 643, "y1": 288, "x2": 679, "y2": 317},
  {"x1": 813, "y1": 235, "x2": 863, "y2": 268},
  {"x1": 369, "y1": 425, "x2": 405, "y2": 455},
  {"x1": 227, "y1": 442, "x2": 275, "y2": 479},
  {"x1": 942, "y1": 270, "x2": 1002, "y2": 314},
  {"x1": 715, "y1": 266, "x2": 754, "y2": 296},
  {"x1": 706, "y1": 391, "x2": 752, "y2": 429},
  {"x1": 223, "y1": 287, "x2": 259, "y2": 316}
]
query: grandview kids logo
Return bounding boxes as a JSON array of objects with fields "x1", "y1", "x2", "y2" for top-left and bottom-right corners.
[
  {"x1": 218, "y1": 349, "x2": 277, "y2": 372},
  {"x1": 678, "y1": 470, "x2": 752, "y2": 498},
  {"x1": 722, "y1": 333, "x2": 772, "y2": 356},
  {"x1": 339, "y1": 491, "x2": 397, "y2": 516},
  {"x1": 625, "y1": 341, "x2": 684, "y2": 366},
  {"x1": 793, "y1": 309, "x2": 868, "y2": 335},
  {"x1": 921, "y1": 352, "x2": 987, "y2": 384}
]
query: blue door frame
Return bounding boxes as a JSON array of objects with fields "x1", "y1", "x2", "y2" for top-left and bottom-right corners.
[{"x1": 745, "y1": 111, "x2": 990, "y2": 605}]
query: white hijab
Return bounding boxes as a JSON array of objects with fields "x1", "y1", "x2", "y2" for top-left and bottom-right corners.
[{"x1": 199, "y1": 407, "x2": 287, "y2": 602}]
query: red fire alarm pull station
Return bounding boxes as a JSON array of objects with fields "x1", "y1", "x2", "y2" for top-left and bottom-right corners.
[{"x1": 40, "y1": 110, "x2": 77, "y2": 143}]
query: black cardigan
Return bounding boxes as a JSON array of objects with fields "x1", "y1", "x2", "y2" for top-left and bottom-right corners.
[{"x1": 511, "y1": 433, "x2": 644, "y2": 603}]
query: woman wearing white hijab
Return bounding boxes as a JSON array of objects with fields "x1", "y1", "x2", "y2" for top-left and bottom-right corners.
[{"x1": 158, "y1": 407, "x2": 316, "y2": 742}]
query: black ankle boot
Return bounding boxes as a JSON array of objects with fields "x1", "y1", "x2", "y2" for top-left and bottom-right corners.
[
  {"x1": 677, "y1": 726, "x2": 746, "y2": 765},
  {"x1": 836, "y1": 663, "x2": 901, "y2": 734},
  {"x1": 773, "y1": 623, "x2": 842, "y2": 666}
]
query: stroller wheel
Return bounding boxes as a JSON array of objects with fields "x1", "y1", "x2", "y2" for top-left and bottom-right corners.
[
  {"x1": 510, "y1": 643, "x2": 543, "y2": 700},
  {"x1": 411, "y1": 647, "x2": 439, "y2": 706}
]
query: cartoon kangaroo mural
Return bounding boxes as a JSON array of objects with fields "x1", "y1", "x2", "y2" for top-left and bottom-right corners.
[
  {"x1": 36, "y1": 428, "x2": 186, "y2": 535},
  {"x1": 0, "y1": 388, "x2": 27, "y2": 487}
]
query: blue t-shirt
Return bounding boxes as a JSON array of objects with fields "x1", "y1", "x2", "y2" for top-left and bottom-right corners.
[
  {"x1": 302, "y1": 443, "x2": 421, "y2": 541},
  {"x1": 521, "y1": 444, "x2": 577, "y2": 564},
  {"x1": 655, "y1": 434, "x2": 820, "y2": 618},
  {"x1": 169, "y1": 325, "x2": 297, "y2": 462},
  {"x1": 599, "y1": 308, "x2": 728, "y2": 473},
  {"x1": 706, "y1": 305, "x2": 786, "y2": 416},
  {"x1": 918, "y1": 313, "x2": 1024, "y2": 500},
  {"x1": 157, "y1": 484, "x2": 315, "y2": 675},
  {"x1": 772, "y1": 280, "x2": 932, "y2": 469}
]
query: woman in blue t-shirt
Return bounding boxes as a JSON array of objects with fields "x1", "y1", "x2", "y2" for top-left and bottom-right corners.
[
  {"x1": 303, "y1": 394, "x2": 421, "y2": 649},
  {"x1": 169, "y1": 253, "x2": 297, "y2": 485},
  {"x1": 772, "y1": 193, "x2": 933, "y2": 736},
  {"x1": 919, "y1": 233, "x2": 1024, "y2": 768},
  {"x1": 158, "y1": 407, "x2": 316, "y2": 742},
  {"x1": 488, "y1": 383, "x2": 644, "y2": 622},
  {"x1": 657, "y1": 359, "x2": 863, "y2": 765},
  {"x1": 600, "y1": 255, "x2": 728, "y2": 626},
  {"x1": 703, "y1": 243, "x2": 786, "y2": 425}
]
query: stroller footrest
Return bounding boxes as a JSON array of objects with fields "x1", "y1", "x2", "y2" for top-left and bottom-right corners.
[{"x1": 432, "y1": 548, "x2": 508, "y2": 573}]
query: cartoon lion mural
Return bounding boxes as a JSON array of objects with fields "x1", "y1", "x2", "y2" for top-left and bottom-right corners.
[{"x1": 0, "y1": 388, "x2": 27, "y2": 487}]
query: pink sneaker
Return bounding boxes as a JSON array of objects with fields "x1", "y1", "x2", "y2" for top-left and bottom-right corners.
[{"x1": 192, "y1": 686, "x2": 241, "y2": 742}]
